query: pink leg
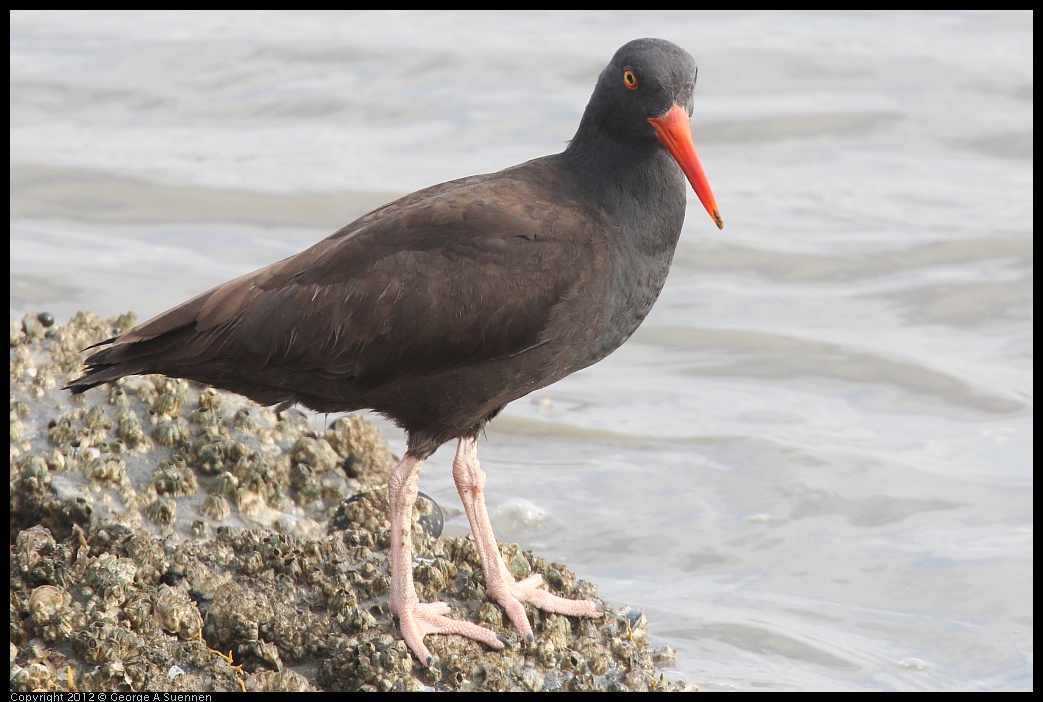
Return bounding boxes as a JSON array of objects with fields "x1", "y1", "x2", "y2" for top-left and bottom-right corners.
[
  {"x1": 451, "y1": 436, "x2": 604, "y2": 642},
  {"x1": 387, "y1": 451, "x2": 505, "y2": 666}
]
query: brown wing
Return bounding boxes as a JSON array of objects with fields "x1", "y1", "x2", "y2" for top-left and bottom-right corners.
[{"x1": 69, "y1": 158, "x2": 612, "y2": 413}]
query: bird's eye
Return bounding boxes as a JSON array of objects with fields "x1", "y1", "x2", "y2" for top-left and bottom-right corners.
[{"x1": 622, "y1": 67, "x2": 639, "y2": 90}]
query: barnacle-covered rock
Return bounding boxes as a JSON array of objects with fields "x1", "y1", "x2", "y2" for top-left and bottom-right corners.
[
  {"x1": 28, "y1": 584, "x2": 68, "y2": 626},
  {"x1": 83, "y1": 456, "x2": 125, "y2": 486},
  {"x1": 145, "y1": 497, "x2": 176, "y2": 525},
  {"x1": 153, "y1": 417, "x2": 188, "y2": 447},
  {"x1": 154, "y1": 585, "x2": 203, "y2": 640},
  {"x1": 153, "y1": 456, "x2": 198, "y2": 497},
  {"x1": 9, "y1": 313, "x2": 695, "y2": 692},
  {"x1": 10, "y1": 662, "x2": 56, "y2": 692},
  {"x1": 251, "y1": 669, "x2": 319, "y2": 692},
  {"x1": 201, "y1": 493, "x2": 231, "y2": 521},
  {"x1": 326, "y1": 414, "x2": 395, "y2": 482},
  {"x1": 115, "y1": 410, "x2": 145, "y2": 448}
]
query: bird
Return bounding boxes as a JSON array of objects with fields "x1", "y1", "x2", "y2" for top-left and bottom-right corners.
[{"x1": 67, "y1": 37, "x2": 722, "y2": 666}]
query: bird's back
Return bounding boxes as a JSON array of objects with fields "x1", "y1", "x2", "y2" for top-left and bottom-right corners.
[{"x1": 67, "y1": 156, "x2": 631, "y2": 449}]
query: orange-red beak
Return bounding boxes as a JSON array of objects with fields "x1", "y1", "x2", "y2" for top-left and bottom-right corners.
[{"x1": 648, "y1": 104, "x2": 723, "y2": 230}]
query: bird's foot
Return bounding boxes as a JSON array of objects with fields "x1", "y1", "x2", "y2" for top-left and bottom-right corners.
[
  {"x1": 489, "y1": 573, "x2": 606, "y2": 643},
  {"x1": 395, "y1": 600, "x2": 507, "y2": 667}
]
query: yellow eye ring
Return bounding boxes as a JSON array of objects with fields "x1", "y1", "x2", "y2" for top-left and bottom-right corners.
[{"x1": 622, "y1": 67, "x2": 639, "y2": 90}]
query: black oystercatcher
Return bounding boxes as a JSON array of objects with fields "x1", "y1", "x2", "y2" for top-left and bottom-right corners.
[{"x1": 67, "y1": 37, "x2": 722, "y2": 665}]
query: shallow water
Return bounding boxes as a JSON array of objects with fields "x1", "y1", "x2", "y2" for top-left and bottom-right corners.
[{"x1": 10, "y1": 10, "x2": 1032, "y2": 691}]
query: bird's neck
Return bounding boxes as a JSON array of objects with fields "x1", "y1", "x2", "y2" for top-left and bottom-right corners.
[
  {"x1": 559, "y1": 127, "x2": 687, "y2": 256},
  {"x1": 556, "y1": 125, "x2": 689, "y2": 362}
]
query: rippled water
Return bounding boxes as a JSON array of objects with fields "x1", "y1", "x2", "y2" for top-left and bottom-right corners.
[{"x1": 10, "y1": 10, "x2": 1032, "y2": 691}]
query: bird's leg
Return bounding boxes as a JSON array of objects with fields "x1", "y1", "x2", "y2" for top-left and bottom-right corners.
[
  {"x1": 452, "y1": 436, "x2": 604, "y2": 643},
  {"x1": 387, "y1": 450, "x2": 505, "y2": 666}
]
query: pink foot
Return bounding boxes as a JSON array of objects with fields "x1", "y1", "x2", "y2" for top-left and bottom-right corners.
[
  {"x1": 395, "y1": 600, "x2": 507, "y2": 666},
  {"x1": 488, "y1": 572, "x2": 606, "y2": 642},
  {"x1": 451, "y1": 438, "x2": 607, "y2": 643}
]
